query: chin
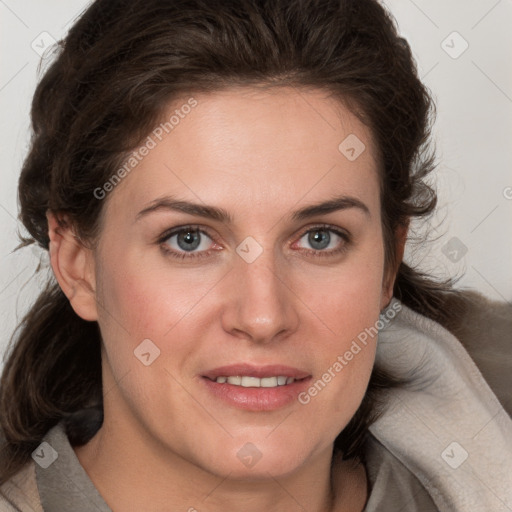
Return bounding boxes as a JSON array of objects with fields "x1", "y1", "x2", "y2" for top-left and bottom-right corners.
[{"x1": 198, "y1": 436, "x2": 313, "y2": 480}]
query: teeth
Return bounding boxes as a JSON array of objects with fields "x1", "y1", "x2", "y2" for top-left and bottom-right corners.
[
  {"x1": 241, "y1": 376, "x2": 261, "y2": 387},
  {"x1": 260, "y1": 377, "x2": 277, "y2": 387},
  {"x1": 215, "y1": 376, "x2": 296, "y2": 387}
]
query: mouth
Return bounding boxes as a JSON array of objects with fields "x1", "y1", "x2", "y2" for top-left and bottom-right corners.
[
  {"x1": 201, "y1": 364, "x2": 312, "y2": 411},
  {"x1": 205, "y1": 375, "x2": 303, "y2": 387}
]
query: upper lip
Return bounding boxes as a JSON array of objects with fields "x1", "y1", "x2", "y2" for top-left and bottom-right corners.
[{"x1": 202, "y1": 364, "x2": 311, "y2": 380}]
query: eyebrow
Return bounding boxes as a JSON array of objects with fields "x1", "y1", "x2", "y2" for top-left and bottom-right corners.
[{"x1": 135, "y1": 194, "x2": 370, "y2": 224}]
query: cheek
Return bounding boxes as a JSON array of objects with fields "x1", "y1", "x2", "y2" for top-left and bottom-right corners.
[
  {"x1": 297, "y1": 233, "x2": 386, "y2": 338},
  {"x1": 94, "y1": 254, "x2": 204, "y2": 417},
  {"x1": 96, "y1": 248, "x2": 212, "y2": 340},
  {"x1": 298, "y1": 303, "x2": 379, "y2": 446}
]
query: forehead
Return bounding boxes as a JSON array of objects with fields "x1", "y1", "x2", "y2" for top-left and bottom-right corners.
[{"x1": 106, "y1": 86, "x2": 380, "y2": 219}]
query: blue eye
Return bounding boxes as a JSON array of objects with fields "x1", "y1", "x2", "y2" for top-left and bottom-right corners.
[
  {"x1": 295, "y1": 226, "x2": 350, "y2": 256},
  {"x1": 160, "y1": 227, "x2": 215, "y2": 259}
]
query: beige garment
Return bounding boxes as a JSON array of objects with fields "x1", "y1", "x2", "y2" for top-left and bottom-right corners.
[{"x1": 0, "y1": 462, "x2": 42, "y2": 512}]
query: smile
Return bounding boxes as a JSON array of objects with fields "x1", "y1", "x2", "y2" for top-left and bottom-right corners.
[{"x1": 210, "y1": 376, "x2": 298, "y2": 387}]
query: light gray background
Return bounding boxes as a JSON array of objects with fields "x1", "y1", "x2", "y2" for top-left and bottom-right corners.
[{"x1": 1, "y1": 0, "x2": 511, "y2": 368}]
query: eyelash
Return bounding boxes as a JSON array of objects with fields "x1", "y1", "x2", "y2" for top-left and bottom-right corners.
[{"x1": 157, "y1": 224, "x2": 351, "y2": 261}]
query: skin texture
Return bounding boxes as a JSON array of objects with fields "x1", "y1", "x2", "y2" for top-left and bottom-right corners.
[{"x1": 47, "y1": 86, "x2": 404, "y2": 512}]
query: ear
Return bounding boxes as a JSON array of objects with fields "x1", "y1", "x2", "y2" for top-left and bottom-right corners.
[
  {"x1": 380, "y1": 221, "x2": 409, "y2": 309},
  {"x1": 46, "y1": 210, "x2": 98, "y2": 321}
]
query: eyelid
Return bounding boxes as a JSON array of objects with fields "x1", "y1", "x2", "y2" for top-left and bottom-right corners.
[
  {"x1": 294, "y1": 223, "x2": 350, "y2": 241},
  {"x1": 157, "y1": 224, "x2": 216, "y2": 243}
]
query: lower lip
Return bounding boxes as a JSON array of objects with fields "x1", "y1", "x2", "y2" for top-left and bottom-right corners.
[{"x1": 201, "y1": 377, "x2": 312, "y2": 411}]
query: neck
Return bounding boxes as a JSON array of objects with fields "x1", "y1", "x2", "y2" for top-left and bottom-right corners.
[{"x1": 74, "y1": 412, "x2": 367, "y2": 512}]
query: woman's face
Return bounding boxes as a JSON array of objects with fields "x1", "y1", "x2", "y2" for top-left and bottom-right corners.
[{"x1": 90, "y1": 86, "x2": 392, "y2": 478}]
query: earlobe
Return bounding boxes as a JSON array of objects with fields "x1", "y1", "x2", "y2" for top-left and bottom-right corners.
[
  {"x1": 394, "y1": 221, "x2": 409, "y2": 266},
  {"x1": 381, "y1": 221, "x2": 409, "y2": 309},
  {"x1": 46, "y1": 211, "x2": 98, "y2": 321}
]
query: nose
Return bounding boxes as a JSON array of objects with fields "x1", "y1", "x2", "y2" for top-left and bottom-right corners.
[{"x1": 220, "y1": 247, "x2": 300, "y2": 345}]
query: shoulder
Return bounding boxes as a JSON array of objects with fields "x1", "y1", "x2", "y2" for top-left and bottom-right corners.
[
  {"x1": 0, "y1": 461, "x2": 44, "y2": 512},
  {"x1": 445, "y1": 290, "x2": 512, "y2": 416},
  {"x1": 363, "y1": 435, "x2": 439, "y2": 511}
]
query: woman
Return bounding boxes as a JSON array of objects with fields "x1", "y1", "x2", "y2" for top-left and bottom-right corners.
[{"x1": 1, "y1": 0, "x2": 511, "y2": 510}]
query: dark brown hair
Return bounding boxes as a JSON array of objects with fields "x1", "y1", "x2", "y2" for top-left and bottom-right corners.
[{"x1": 1, "y1": 0, "x2": 469, "y2": 485}]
